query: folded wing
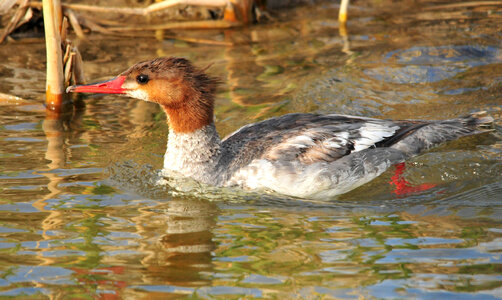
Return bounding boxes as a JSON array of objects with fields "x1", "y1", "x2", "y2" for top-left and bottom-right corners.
[{"x1": 221, "y1": 113, "x2": 418, "y2": 170}]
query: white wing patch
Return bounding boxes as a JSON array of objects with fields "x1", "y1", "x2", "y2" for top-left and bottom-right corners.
[
  {"x1": 264, "y1": 129, "x2": 352, "y2": 162},
  {"x1": 326, "y1": 131, "x2": 349, "y2": 148},
  {"x1": 285, "y1": 135, "x2": 317, "y2": 148},
  {"x1": 353, "y1": 122, "x2": 399, "y2": 151},
  {"x1": 264, "y1": 134, "x2": 316, "y2": 160}
]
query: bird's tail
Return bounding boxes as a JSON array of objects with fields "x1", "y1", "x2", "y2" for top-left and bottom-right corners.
[{"x1": 390, "y1": 111, "x2": 494, "y2": 156}]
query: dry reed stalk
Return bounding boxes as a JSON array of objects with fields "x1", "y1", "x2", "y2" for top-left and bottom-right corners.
[
  {"x1": 30, "y1": 0, "x2": 255, "y2": 23},
  {"x1": 66, "y1": 9, "x2": 85, "y2": 39},
  {"x1": 30, "y1": 1, "x2": 144, "y2": 15},
  {"x1": 77, "y1": 16, "x2": 113, "y2": 34},
  {"x1": 338, "y1": 0, "x2": 349, "y2": 23},
  {"x1": 32, "y1": 0, "x2": 227, "y2": 15},
  {"x1": 64, "y1": 53, "x2": 74, "y2": 87},
  {"x1": 62, "y1": 43, "x2": 71, "y2": 65},
  {"x1": 42, "y1": 0, "x2": 64, "y2": 110},
  {"x1": 72, "y1": 46, "x2": 86, "y2": 84},
  {"x1": 60, "y1": 15, "x2": 68, "y2": 41},
  {"x1": 0, "y1": 0, "x2": 30, "y2": 43},
  {"x1": 30, "y1": 0, "x2": 255, "y2": 37},
  {"x1": 145, "y1": 0, "x2": 226, "y2": 14},
  {"x1": 0, "y1": 0, "x2": 18, "y2": 14},
  {"x1": 53, "y1": 0, "x2": 62, "y2": 31},
  {"x1": 81, "y1": 14, "x2": 124, "y2": 26},
  {"x1": 0, "y1": 92, "x2": 31, "y2": 106},
  {"x1": 108, "y1": 19, "x2": 240, "y2": 31}
]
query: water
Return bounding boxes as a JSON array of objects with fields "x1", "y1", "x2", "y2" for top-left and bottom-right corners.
[{"x1": 1, "y1": 0, "x2": 501, "y2": 298}]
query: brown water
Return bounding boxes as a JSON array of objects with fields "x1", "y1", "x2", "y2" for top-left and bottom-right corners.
[{"x1": 1, "y1": 1, "x2": 502, "y2": 298}]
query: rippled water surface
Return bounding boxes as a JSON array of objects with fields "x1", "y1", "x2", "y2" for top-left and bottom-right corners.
[{"x1": 1, "y1": 0, "x2": 501, "y2": 298}]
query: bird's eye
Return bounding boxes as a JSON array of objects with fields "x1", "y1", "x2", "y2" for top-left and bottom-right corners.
[{"x1": 136, "y1": 74, "x2": 149, "y2": 84}]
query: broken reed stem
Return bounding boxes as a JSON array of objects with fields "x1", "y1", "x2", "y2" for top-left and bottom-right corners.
[
  {"x1": 42, "y1": 0, "x2": 64, "y2": 109},
  {"x1": 72, "y1": 47, "x2": 86, "y2": 84},
  {"x1": 62, "y1": 43, "x2": 71, "y2": 65},
  {"x1": 0, "y1": 0, "x2": 30, "y2": 43},
  {"x1": 64, "y1": 53, "x2": 74, "y2": 87},
  {"x1": 66, "y1": 9, "x2": 85, "y2": 39},
  {"x1": 60, "y1": 15, "x2": 69, "y2": 41}
]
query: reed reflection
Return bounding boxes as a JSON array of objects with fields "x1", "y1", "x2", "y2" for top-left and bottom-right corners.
[{"x1": 34, "y1": 101, "x2": 86, "y2": 233}]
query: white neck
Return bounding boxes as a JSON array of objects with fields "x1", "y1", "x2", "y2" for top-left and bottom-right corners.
[{"x1": 162, "y1": 123, "x2": 222, "y2": 184}]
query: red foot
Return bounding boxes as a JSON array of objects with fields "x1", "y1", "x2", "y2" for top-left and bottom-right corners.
[{"x1": 389, "y1": 162, "x2": 436, "y2": 195}]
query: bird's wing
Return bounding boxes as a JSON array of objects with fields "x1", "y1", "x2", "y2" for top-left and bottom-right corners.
[{"x1": 221, "y1": 113, "x2": 424, "y2": 169}]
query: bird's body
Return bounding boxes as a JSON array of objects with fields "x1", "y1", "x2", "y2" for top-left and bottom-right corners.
[{"x1": 68, "y1": 57, "x2": 493, "y2": 199}]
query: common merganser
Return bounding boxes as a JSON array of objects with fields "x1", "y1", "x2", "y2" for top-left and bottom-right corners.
[{"x1": 67, "y1": 57, "x2": 493, "y2": 199}]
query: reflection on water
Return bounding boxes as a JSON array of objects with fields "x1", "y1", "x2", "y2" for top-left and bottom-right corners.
[
  {"x1": 367, "y1": 45, "x2": 502, "y2": 84},
  {"x1": 0, "y1": 0, "x2": 501, "y2": 298}
]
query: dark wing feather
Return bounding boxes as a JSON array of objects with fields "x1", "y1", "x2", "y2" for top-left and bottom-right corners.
[{"x1": 220, "y1": 113, "x2": 426, "y2": 173}]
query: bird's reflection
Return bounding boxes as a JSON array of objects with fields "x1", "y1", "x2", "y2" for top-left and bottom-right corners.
[{"x1": 136, "y1": 198, "x2": 218, "y2": 287}]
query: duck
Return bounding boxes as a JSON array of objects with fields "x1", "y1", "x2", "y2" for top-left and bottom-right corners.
[{"x1": 67, "y1": 57, "x2": 493, "y2": 199}]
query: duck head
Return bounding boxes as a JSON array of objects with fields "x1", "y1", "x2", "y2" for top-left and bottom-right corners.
[{"x1": 67, "y1": 57, "x2": 219, "y2": 133}]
